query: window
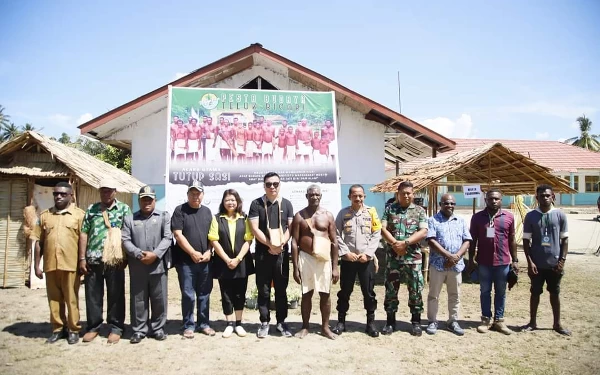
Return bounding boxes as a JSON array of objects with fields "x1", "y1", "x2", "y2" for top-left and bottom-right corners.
[
  {"x1": 446, "y1": 175, "x2": 463, "y2": 193},
  {"x1": 561, "y1": 175, "x2": 578, "y2": 191},
  {"x1": 585, "y1": 176, "x2": 599, "y2": 192}
]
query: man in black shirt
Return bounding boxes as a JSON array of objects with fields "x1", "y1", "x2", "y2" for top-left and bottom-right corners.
[
  {"x1": 249, "y1": 172, "x2": 294, "y2": 338},
  {"x1": 171, "y1": 181, "x2": 214, "y2": 338}
]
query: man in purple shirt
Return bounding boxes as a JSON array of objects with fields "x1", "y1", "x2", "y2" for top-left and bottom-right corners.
[{"x1": 468, "y1": 188, "x2": 518, "y2": 335}]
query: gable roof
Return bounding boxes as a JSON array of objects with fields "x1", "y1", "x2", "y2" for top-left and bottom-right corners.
[
  {"x1": 78, "y1": 43, "x2": 455, "y2": 152},
  {"x1": 0, "y1": 131, "x2": 145, "y2": 193},
  {"x1": 371, "y1": 142, "x2": 576, "y2": 195},
  {"x1": 451, "y1": 138, "x2": 600, "y2": 173}
]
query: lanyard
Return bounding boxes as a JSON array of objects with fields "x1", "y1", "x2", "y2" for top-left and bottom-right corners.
[
  {"x1": 542, "y1": 213, "x2": 550, "y2": 235},
  {"x1": 488, "y1": 212, "x2": 496, "y2": 228}
]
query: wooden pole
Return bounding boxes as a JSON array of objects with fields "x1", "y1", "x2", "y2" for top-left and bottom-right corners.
[
  {"x1": 472, "y1": 197, "x2": 476, "y2": 214},
  {"x1": 3, "y1": 180, "x2": 12, "y2": 288}
]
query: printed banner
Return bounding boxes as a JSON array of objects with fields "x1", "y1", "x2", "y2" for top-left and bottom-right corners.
[{"x1": 165, "y1": 87, "x2": 341, "y2": 216}]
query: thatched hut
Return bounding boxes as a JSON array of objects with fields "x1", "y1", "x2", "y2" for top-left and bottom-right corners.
[{"x1": 0, "y1": 131, "x2": 145, "y2": 288}]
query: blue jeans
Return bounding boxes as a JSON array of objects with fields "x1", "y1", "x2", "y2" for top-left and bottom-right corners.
[
  {"x1": 176, "y1": 262, "x2": 213, "y2": 331},
  {"x1": 478, "y1": 264, "x2": 509, "y2": 320}
]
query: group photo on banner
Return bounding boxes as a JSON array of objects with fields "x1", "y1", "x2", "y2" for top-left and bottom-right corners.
[{"x1": 166, "y1": 87, "x2": 342, "y2": 215}]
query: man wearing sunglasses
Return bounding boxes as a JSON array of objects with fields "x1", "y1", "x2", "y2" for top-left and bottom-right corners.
[
  {"x1": 425, "y1": 194, "x2": 471, "y2": 336},
  {"x1": 32, "y1": 182, "x2": 85, "y2": 344},
  {"x1": 249, "y1": 172, "x2": 294, "y2": 338}
]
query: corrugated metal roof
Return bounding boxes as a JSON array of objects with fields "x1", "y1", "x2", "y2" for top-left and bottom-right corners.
[{"x1": 452, "y1": 139, "x2": 600, "y2": 172}]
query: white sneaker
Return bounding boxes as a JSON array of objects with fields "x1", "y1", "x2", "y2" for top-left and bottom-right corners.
[
  {"x1": 234, "y1": 325, "x2": 247, "y2": 337},
  {"x1": 222, "y1": 325, "x2": 234, "y2": 338}
]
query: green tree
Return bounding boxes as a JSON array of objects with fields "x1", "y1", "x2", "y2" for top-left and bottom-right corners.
[
  {"x1": 0, "y1": 105, "x2": 10, "y2": 129},
  {"x1": 565, "y1": 115, "x2": 600, "y2": 152},
  {"x1": 58, "y1": 133, "x2": 71, "y2": 144},
  {"x1": 1, "y1": 122, "x2": 21, "y2": 141},
  {"x1": 96, "y1": 145, "x2": 132, "y2": 174},
  {"x1": 73, "y1": 136, "x2": 131, "y2": 173}
]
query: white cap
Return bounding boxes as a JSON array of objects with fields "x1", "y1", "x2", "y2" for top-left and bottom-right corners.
[{"x1": 99, "y1": 178, "x2": 118, "y2": 190}]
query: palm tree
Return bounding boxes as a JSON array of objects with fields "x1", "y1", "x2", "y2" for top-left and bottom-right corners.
[
  {"x1": 0, "y1": 105, "x2": 10, "y2": 129},
  {"x1": 565, "y1": 115, "x2": 600, "y2": 152},
  {"x1": 0, "y1": 122, "x2": 22, "y2": 141},
  {"x1": 21, "y1": 123, "x2": 43, "y2": 132}
]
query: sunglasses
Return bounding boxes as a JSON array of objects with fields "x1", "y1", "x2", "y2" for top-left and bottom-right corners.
[
  {"x1": 265, "y1": 182, "x2": 280, "y2": 188},
  {"x1": 53, "y1": 192, "x2": 70, "y2": 197},
  {"x1": 441, "y1": 202, "x2": 456, "y2": 206}
]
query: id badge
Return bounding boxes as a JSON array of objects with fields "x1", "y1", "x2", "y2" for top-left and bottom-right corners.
[
  {"x1": 486, "y1": 227, "x2": 495, "y2": 238},
  {"x1": 541, "y1": 236, "x2": 551, "y2": 247}
]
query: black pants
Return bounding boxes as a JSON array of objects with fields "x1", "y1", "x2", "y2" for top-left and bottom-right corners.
[
  {"x1": 255, "y1": 251, "x2": 289, "y2": 323},
  {"x1": 130, "y1": 271, "x2": 168, "y2": 336},
  {"x1": 336, "y1": 259, "x2": 377, "y2": 314},
  {"x1": 85, "y1": 263, "x2": 126, "y2": 335},
  {"x1": 219, "y1": 278, "x2": 248, "y2": 315}
]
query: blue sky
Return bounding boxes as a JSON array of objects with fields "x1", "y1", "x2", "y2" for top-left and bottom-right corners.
[{"x1": 1, "y1": 0, "x2": 599, "y2": 142}]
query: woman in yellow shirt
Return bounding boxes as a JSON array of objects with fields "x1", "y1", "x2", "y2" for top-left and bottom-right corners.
[{"x1": 208, "y1": 189, "x2": 254, "y2": 338}]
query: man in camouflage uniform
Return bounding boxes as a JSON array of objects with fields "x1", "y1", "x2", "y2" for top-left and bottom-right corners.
[
  {"x1": 381, "y1": 181, "x2": 428, "y2": 336},
  {"x1": 78, "y1": 178, "x2": 132, "y2": 344}
]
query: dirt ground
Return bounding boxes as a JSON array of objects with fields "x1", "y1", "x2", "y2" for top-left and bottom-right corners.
[{"x1": 1, "y1": 213, "x2": 600, "y2": 375}]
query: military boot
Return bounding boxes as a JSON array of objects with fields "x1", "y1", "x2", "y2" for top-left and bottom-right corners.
[
  {"x1": 381, "y1": 313, "x2": 396, "y2": 335},
  {"x1": 365, "y1": 312, "x2": 380, "y2": 338},
  {"x1": 332, "y1": 314, "x2": 346, "y2": 335},
  {"x1": 410, "y1": 314, "x2": 422, "y2": 337}
]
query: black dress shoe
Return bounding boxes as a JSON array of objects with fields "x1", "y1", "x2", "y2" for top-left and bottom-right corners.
[
  {"x1": 46, "y1": 330, "x2": 67, "y2": 344},
  {"x1": 365, "y1": 322, "x2": 380, "y2": 338},
  {"x1": 411, "y1": 323, "x2": 422, "y2": 337},
  {"x1": 153, "y1": 331, "x2": 167, "y2": 341},
  {"x1": 67, "y1": 332, "x2": 79, "y2": 345},
  {"x1": 332, "y1": 322, "x2": 346, "y2": 335},
  {"x1": 130, "y1": 333, "x2": 145, "y2": 344}
]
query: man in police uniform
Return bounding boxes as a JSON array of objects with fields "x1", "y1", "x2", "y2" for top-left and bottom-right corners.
[
  {"x1": 332, "y1": 184, "x2": 382, "y2": 337},
  {"x1": 381, "y1": 181, "x2": 428, "y2": 336},
  {"x1": 122, "y1": 186, "x2": 172, "y2": 343},
  {"x1": 32, "y1": 182, "x2": 85, "y2": 344}
]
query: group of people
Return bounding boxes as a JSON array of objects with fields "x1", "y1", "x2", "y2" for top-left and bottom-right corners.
[
  {"x1": 169, "y1": 115, "x2": 337, "y2": 165},
  {"x1": 31, "y1": 174, "x2": 571, "y2": 346}
]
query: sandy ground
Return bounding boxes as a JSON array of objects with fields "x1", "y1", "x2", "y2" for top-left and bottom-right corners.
[{"x1": 1, "y1": 213, "x2": 600, "y2": 375}]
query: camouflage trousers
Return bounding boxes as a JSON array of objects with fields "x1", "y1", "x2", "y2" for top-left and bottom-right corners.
[{"x1": 384, "y1": 261, "x2": 424, "y2": 315}]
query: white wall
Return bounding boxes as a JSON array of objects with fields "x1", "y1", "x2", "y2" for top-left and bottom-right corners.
[
  {"x1": 336, "y1": 104, "x2": 385, "y2": 184},
  {"x1": 107, "y1": 107, "x2": 169, "y2": 185}
]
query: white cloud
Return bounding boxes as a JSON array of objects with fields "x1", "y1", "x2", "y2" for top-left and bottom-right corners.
[
  {"x1": 76, "y1": 113, "x2": 93, "y2": 125},
  {"x1": 422, "y1": 113, "x2": 475, "y2": 138},
  {"x1": 504, "y1": 101, "x2": 597, "y2": 120},
  {"x1": 47, "y1": 113, "x2": 73, "y2": 129},
  {"x1": 174, "y1": 72, "x2": 188, "y2": 80},
  {"x1": 535, "y1": 132, "x2": 549, "y2": 139}
]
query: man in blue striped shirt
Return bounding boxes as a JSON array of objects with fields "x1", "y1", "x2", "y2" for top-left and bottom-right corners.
[{"x1": 426, "y1": 194, "x2": 472, "y2": 336}]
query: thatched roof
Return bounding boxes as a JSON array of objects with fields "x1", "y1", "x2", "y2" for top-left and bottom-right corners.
[
  {"x1": 371, "y1": 142, "x2": 576, "y2": 195},
  {"x1": 0, "y1": 131, "x2": 145, "y2": 193}
]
